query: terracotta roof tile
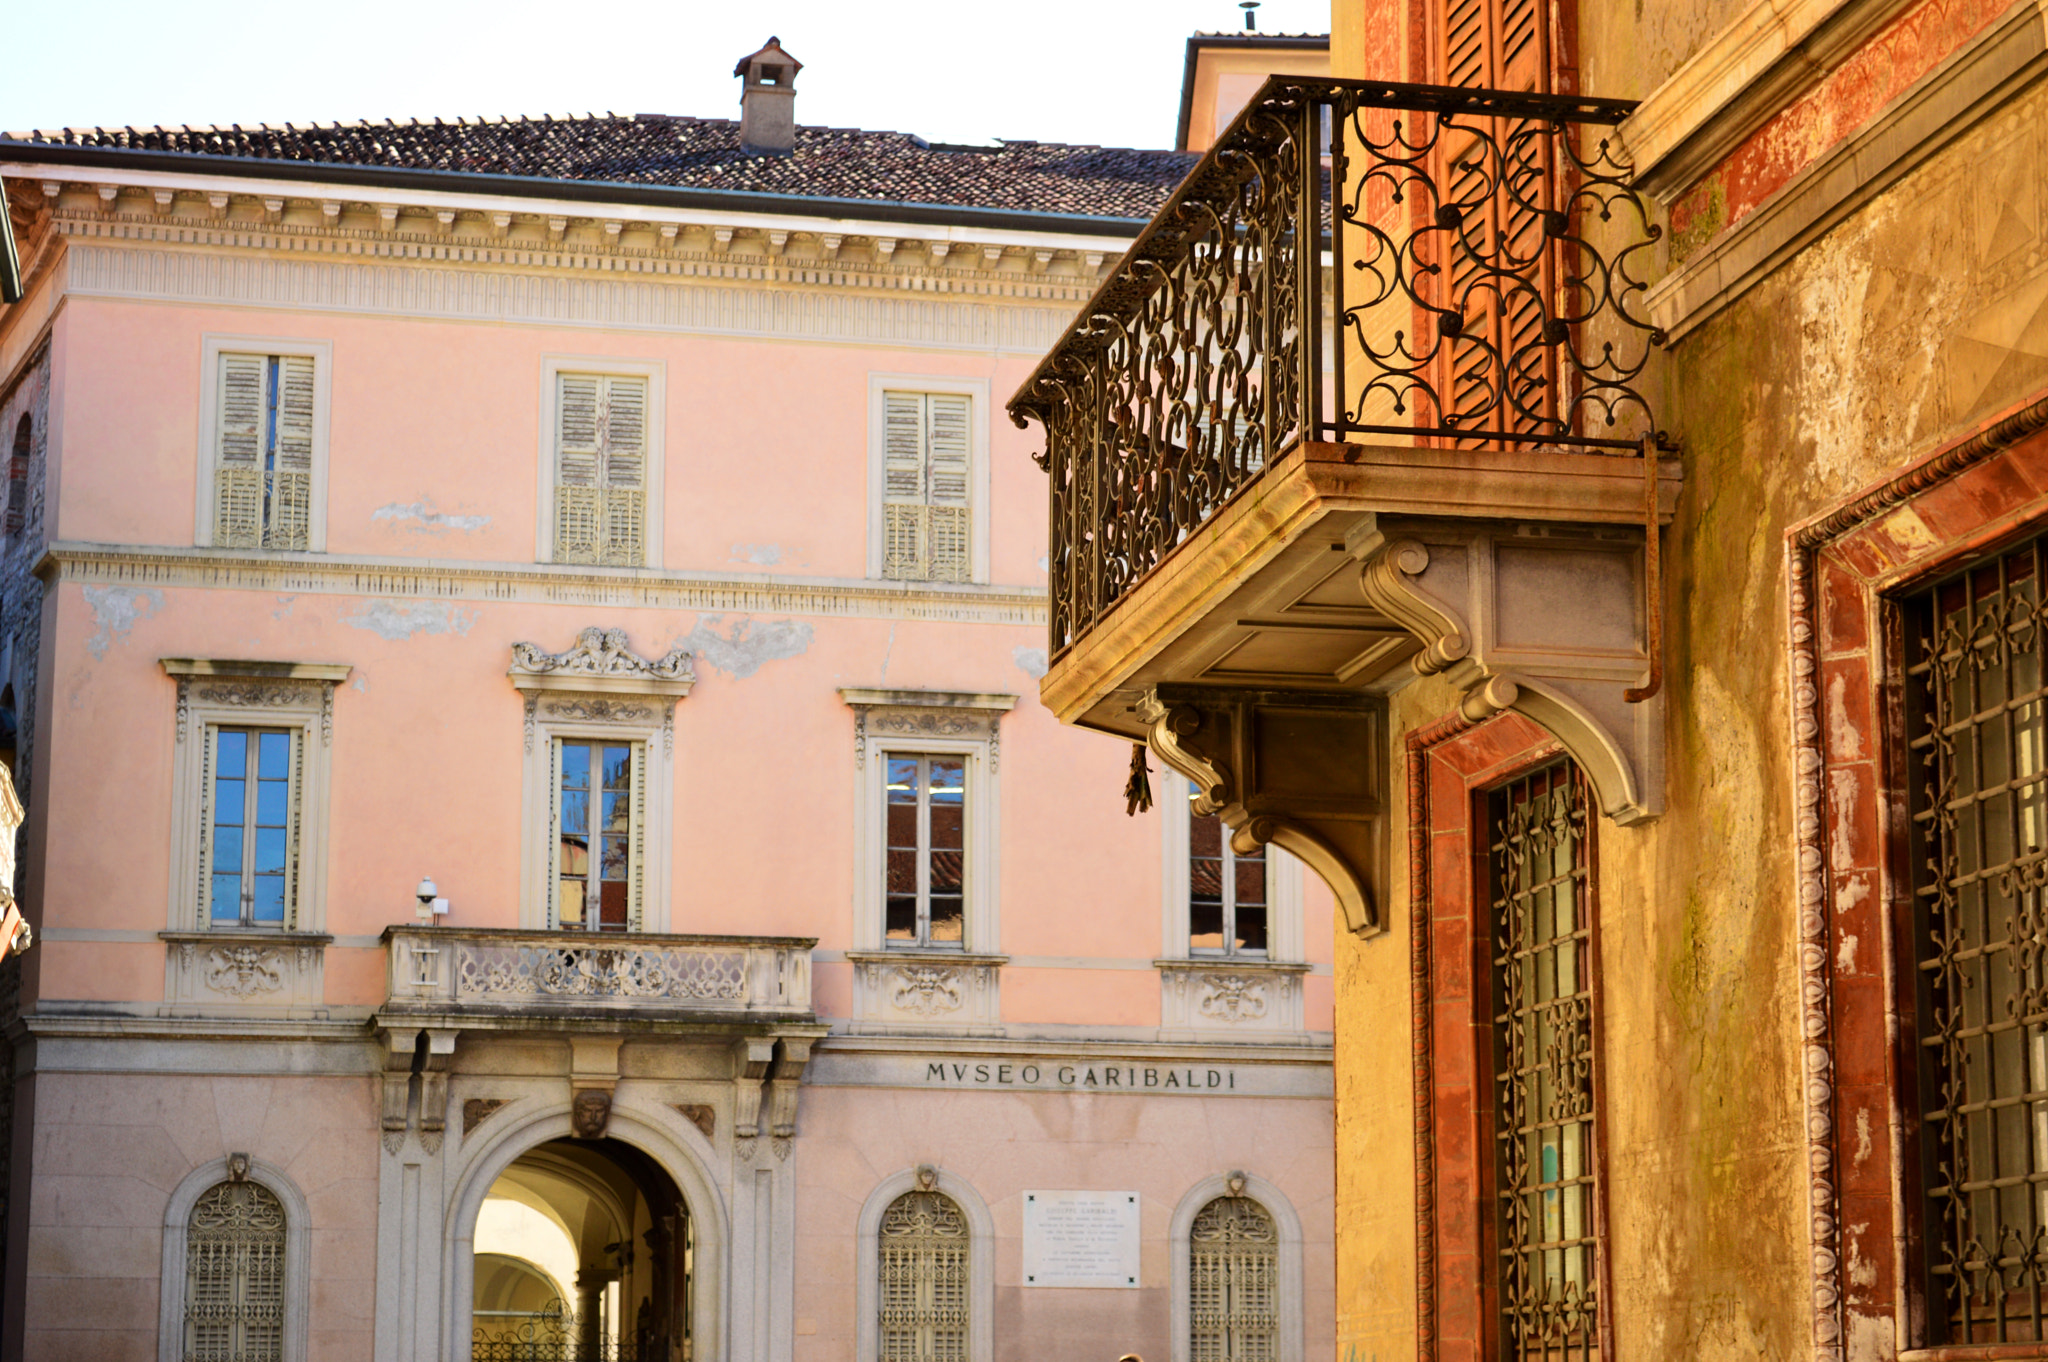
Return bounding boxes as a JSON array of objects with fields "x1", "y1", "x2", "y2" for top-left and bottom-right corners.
[{"x1": 9, "y1": 113, "x2": 1197, "y2": 220}]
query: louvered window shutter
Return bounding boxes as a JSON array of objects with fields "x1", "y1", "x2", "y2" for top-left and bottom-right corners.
[
  {"x1": 267, "y1": 355, "x2": 315, "y2": 550},
  {"x1": 214, "y1": 354, "x2": 268, "y2": 549},
  {"x1": 882, "y1": 391, "x2": 927, "y2": 580},
  {"x1": 881, "y1": 392, "x2": 973, "y2": 582},
  {"x1": 925, "y1": 395, "x2": 972, "y2": 583},
  {"x1": 1432, "y1": 0, "x2": 1557, "y2": 439},
  {"x1": 555, "y1": 374, "x2": 648, "y2": 566}
]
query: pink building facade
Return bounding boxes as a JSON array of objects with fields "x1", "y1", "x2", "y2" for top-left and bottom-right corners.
[{"x1": 0, "y1": 65, "x2": 1335, "y2": 1362}]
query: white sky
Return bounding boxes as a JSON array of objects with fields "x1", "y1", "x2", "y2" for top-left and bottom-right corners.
[{"x1": 2, "y1": 0, "x2": 1331, "y2": 151}]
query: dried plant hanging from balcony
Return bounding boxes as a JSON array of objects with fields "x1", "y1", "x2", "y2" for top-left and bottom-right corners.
[{"x1": 1009, "y1": 77, "x2": 1663, "y2": 656}]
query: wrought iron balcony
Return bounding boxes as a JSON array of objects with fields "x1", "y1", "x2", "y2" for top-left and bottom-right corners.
[
  {"x1": 381, "y1": 926, "x2": 815, "y2": 1025},
  {"x1": 1008, "y1": 77, "x2": 1662, "y2": 656}
]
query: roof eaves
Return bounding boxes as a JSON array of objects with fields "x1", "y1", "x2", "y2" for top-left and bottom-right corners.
[{"x1": 0, "y1": 139, "x2": 1158, "y2": 239}]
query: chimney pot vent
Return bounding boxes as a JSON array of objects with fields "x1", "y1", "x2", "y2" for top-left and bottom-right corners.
[{"x1": 734, "y1": 36, "x2": 803, "y2": 156}]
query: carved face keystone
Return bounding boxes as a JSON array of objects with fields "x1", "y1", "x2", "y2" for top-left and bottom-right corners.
[{"x1": 571, "y1": 1089, "x2": 611, "y2": 1139}]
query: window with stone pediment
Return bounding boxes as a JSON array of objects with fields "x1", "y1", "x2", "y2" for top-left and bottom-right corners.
[
  {"x1": 163, "y1": 661, "x2": 346, "y2": 935},
  {"x1": 510, "y1": 628, "x2": 692, "y2": 933}
]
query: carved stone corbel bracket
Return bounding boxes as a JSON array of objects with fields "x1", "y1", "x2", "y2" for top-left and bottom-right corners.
[
  {"x1": 379, "y1": 1026, "x2": 457, "y2": 1154},
  {"x1": 1351, "y1": 515, "x2": 1665, "y2": 824},
  {"x1": 731, "y1": 1036, "x2": 776, "y2": 1162},
  {"x1": 767, "y1": 1036, "x2": 813, "y2": 1161},
  {"x1": 1137, "y1": 685, "x2": 1386, "y2": 936}
]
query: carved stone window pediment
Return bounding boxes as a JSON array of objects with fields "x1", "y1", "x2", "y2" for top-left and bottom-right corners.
[{"x1": 507, "y1": 626, "x2": 695, "y2": 697}]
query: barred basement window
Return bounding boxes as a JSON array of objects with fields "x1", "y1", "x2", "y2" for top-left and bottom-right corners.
[
  {"x1": 1906, "y1": 534, "x2": 2048, "y2": 1346},
  {"x1": 1189, "y1": 1196, "x2": 1279, "y2": 1361},
  {"x1": 878, "y1": 1189, "x2": 969, "y2": 1362},
  {"x1": 553, "y1": 372, "x2": 648, "y2": 567},
  {"x1": 881, "y1": 391, "x2": 971, "y2": 583},
  {"x1": 213, "y1": 353, "x2": 314, "y2": 551},
  {"x1": 184, "y1": 1179, "x2": 286, "y2": 1362},
  {"x1": 1487, "y1": 762, "x2": 1601, "y2": 1360}
]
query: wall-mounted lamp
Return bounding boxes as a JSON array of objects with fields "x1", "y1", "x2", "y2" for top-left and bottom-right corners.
[{"x1": 415, "y1": 876, "x2": 450, "y2": 924}]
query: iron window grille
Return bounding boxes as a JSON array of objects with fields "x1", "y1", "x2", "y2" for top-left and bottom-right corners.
[
  {"x1": 1189, "y1": 784, "x2": 1270, "y2": 956},
  {"x1": 1486, "y1": 760, "x2": 1601, "y2": 1360},
  {"x1": 884, "y1": 754, "x2": 968, "y2": 949},
  {"x1": 205, "y1": 727, "x2": 298, "y2": 929},
  {"x1": 184, "y1": 1179, "x2": 286, "y2": 1362},
  {"x1": 878, "y1": 1189, "x2": 970, "y2": 1362},
  {"x1": 1906, "y1": 533, "x2": 2048, "y2": 1346},
  {"x1": 1189, "y1": 1195, "x2": 1280, "y2": 1361},
  {"x1": 1007, "y1": 76, "x2": 1661, "y2": 657}
]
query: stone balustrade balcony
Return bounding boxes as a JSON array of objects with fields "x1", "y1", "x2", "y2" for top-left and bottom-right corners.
[{"x1": 380, "y1": 926, "x2": 817, "y2": 1031}]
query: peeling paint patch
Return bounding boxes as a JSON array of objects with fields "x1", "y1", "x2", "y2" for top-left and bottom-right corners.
[
  {"x1": 272, "y1": 594, "x2": 297, "y2": 620},
  {"x1": 728, "y1": 543, "x2": 782, "y2": 566},
  {"x1": 1012, "y1": 646, "x2": 1048, "y2": 679},
  {"x1": 1853, "y1": 1108, "x2": 1872, "y2": 1166},
  {"x1": 1825, "y1": 670, "x2": 1865, "y2": 761},
  {"x1": 343, "y1": 600, "x2": 476, "y2": 640},
  {"x1": 1837, "y1": 932, "x2": 1859, "y2": 974},
  {"x1": 372, "y1": 500, "x2": 491, "y2": 534},
  {"x1": 680, "y1": 615, "x2": 811, "y2": 679},
  {"x1": 84, "y1": 585, "x2": 164, "y2": 659}
]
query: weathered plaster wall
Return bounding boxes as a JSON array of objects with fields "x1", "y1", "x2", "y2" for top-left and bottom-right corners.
[{"x1": 1328, "y1": 8, "x2": 2048, "y2": 1359}]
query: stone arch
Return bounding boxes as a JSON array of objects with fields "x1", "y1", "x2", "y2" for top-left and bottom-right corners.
[
  {"x1": 443, "y1": 1099, "x2": 731, "y2": 1362},
  {"x1": 854, "y1": 1166, "x2": 995, "y2": 1362},
  {"x1": 1168, "y1": 1171, "x2": 1305, "y2": 1362},
  {"x1": 157, "y1": 1155, "x2": 312, "y2": 1362}
]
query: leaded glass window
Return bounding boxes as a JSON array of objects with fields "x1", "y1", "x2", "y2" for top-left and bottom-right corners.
[
  {"x1": 1907, "y1": 535, "x2": 2048, "y2": 1345},
  {"x1": 1189, "y1": 1196, "x2": 1278, "y2": 1361},
  {"x1": 554, "y1": 739, "x2": 641, "y2": 932},
  {"x1": 1487, "y1": 762, "x2": 1600, "y2": 1360},
  {"x1": 884, "y1": 755, "x2": 966, "y2": 948},
  {"x1": 213, "y1": 353, "x2": 313, "y2": 552},
  {"x1": 205, "y1": 727, "x2": 298, "y2": 929},
  {"x1": 878, "y1": 1189, "x2": 968, "y2": 1362},
  {"x1": 184, "y1": 1180, "x2": 286, "y2": 1362},
  {"x1": 1190, "y1": 783, "x2": 1268, "y2": 955}
]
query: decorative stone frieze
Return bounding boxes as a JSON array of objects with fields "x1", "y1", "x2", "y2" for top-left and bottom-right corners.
[
  {"x1": 1157, "y1": 960, "x2": 1309, "y2": 1041},
  {"x1": 846, "y1": 952, "x2": 1005, "y2": 1036},
  {"x1": 160, "y1": 931, "x2": 332, "y2": 1018},
  {"x1": 508, "y1": 626, "x2": 694, "y2": 693}
]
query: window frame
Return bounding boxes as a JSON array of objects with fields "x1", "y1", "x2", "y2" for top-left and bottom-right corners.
[
  {"x1": 855, "y1": 1168, "x2": 995, "y2": 1362},
  {"x1": 205, "y1": 725, "x2": 299, "y2": 930},
  {"x1": 194, "y1": 335, "x2": 332, "y2": 553},
  {"x1": 511, "y1": 631, "x2": 691, "y2": 933},
  {"x1": 157, "y1": 1156, "x2": 311, "y2": 1362},
  {"x1": 162, "y1": 660, "x2": 346, "y2": 935},
  {"x1": 1160, "y1": 775, "x2": 1306, "y2": 962},
  {"x1": 535, "y1": 355, "x2": 666, "y2": 569},
  {"x1": 865, "y1": 374, "x2": 991, "y2": 585},
  {"x1": 1168, "y1": 1172, "x2": 1306, "y2": 1362},
  {"x1": 882, "y1": 752, "x2": 969, "y2": 950},
  {"x1": 843, "y1": 689, "x2": 1011, "y2": 958}
]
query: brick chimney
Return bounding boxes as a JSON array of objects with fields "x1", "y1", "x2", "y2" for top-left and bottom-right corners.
[{"x1": 734, "y1": 37, "x2": 803, "y2": 157}]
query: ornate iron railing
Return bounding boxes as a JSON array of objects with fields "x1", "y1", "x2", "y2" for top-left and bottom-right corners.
[
  {"x1": 1008, "y1": 77, "x2": 1662, "y2": 655},
  {"x1": 382, "y1": 926, "x2": 815, "y2": 1018},
  {"x1": 473, "y1": 1301, "x2": 638, "y2": 1361}
]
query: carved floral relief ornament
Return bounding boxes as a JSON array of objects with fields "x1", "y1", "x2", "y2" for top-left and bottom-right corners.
[{"x1": 509, "y1": 627, "x2": 694, "y2": 684}]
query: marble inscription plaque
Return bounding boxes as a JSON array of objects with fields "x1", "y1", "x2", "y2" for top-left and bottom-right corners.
[{"x1": 1021, "y1": 1189, "x2": 1140, "y2": 1289}]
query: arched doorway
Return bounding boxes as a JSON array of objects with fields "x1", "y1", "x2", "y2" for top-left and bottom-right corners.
[{"x1": 471, "y1": 1136, "x2": 693, "y2": 1361}]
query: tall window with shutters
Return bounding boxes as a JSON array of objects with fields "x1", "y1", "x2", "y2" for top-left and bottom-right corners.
[
  {"x1": 213, "y1": 353, "x2": 315, "y2": 551},
  {"x1": 881, "y1": 390, "x2": 973, "y2": 583},
  {"x1": 552, "y1": 372, "x2": 649, "y2": 567},
  {"x1": 184, "y1": 1179, "x2": 287, "y2": 1362}
]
